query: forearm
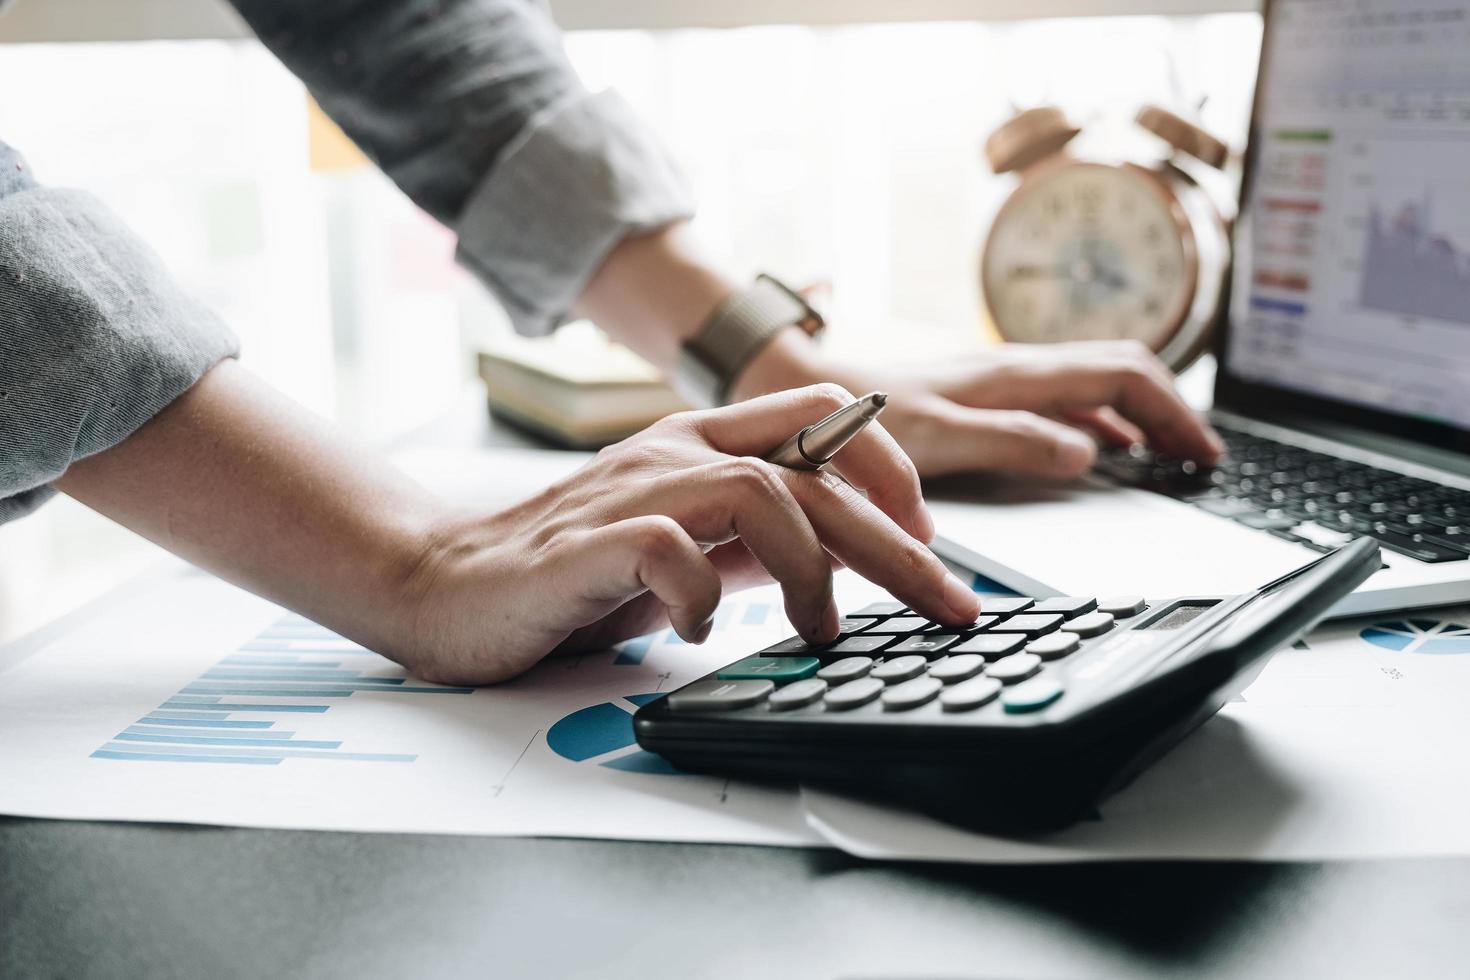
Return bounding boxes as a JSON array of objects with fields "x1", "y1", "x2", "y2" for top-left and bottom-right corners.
[
  {"x1": 575, "y1": 221, "x2": 840, "y2": 400},
  {"x1": 54, "y1": 361, "x2": 438, "y2": 657}
]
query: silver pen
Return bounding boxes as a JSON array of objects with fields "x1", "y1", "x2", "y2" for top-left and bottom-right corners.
[{"x1": 764, "y1": 392, "x2": 888, "y2": 471}]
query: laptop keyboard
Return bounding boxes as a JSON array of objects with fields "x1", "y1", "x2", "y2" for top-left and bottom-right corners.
[{"x1": 1095, "y1": 424, "x2": 1470, "y2": 564}]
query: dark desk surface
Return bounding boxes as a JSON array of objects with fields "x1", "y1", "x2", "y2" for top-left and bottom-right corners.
[{"x1": 4, "y1": 393, "x2": 1467, "y2": 979}]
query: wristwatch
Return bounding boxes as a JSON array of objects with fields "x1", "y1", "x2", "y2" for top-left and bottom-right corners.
[{"x1": 674, "y1": 274, "x2": 825, "y2": 408}]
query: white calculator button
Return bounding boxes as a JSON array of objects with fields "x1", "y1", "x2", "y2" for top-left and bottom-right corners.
[
  {"x1": 817, "y1": 656, "x2": 874, "y2": 684},
  {"x1": 926, "y1": 654, "x2": 986, "y2": 685},
  {"x1": 1097, "y1": 596, "x2": 1146, "y2": 618},
  {"x1": 986, "y1": 652, "x2": 1042, "y2": 684},
  {"x1": 881, "y1": 676, "x2": 943, "y2": 712},
  {"x1": 824, "y1": 677, "x2": 884, "y2": 711},
  {"x1": 1026, "y1": 631, "x2": 1080, "y2": 661},
  {"x1": 1067, "y1": 612, "x2": 1115, "y2": 638},
  {"x1": 869, "y1": 655, "x2": 927, "y2": 684},
  {"x1": 768, "y1": 677, "x2": 829, "y2": 711},
  {"x1": 939, "y1": 675, "x2": 1003, "y2": 712}
]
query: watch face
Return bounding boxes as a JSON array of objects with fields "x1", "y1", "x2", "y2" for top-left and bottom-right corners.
[{"x1": 982, "y1": 162, "x2": 1197, "y2": 349}]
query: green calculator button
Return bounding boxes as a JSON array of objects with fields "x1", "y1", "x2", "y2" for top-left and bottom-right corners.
[
  {"x1": 1001, "y1": 675, "x2": 1065, "y2": 714},
  {"x1": 718, "y1": 656, "x2": 820, "y2": 684}
]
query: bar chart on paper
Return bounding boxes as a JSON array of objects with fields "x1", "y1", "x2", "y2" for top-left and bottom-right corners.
[{"x1": 90, "y1": 614, "x2": 475, "y2": 767}]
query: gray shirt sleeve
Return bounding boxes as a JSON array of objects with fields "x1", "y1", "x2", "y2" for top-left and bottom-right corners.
[
  {"x1": 0, "y1": 142, "x2": 239, "y2": 523},
  {"x1": 227, "y1": 0, "x2": 694, "y2": 336}
]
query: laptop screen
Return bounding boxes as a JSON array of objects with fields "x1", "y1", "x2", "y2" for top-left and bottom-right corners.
[{"x1": 1221, "y1": 0, "x2": 1470, "y2": 451}]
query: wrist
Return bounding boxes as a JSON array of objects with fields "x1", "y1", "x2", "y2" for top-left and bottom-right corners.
[{"x1": 727, "y1": 327, "x2": 853, "y2": 402}]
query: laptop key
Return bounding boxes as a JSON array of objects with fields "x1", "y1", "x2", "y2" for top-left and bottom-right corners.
[{"x1": 1369, "y1": 529, "x2": 1468, "y2": 563}]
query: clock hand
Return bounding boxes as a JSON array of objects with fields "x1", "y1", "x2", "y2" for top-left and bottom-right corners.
[{"x1": 1005, "y1": 264, "x2": 1070, "y2": 282}]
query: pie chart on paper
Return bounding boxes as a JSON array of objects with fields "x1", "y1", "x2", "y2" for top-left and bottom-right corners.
[
  {"x1": 1360, "y1": 619, "x2": 1470, "y2": 655},
  {"x1": 546, "y1": 694, "x2": 684, "y2": 775}
]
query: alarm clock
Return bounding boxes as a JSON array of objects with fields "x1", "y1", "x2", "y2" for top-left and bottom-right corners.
[{"x1": 979, "y1": 105, "x2": 1232, "y2": 371}]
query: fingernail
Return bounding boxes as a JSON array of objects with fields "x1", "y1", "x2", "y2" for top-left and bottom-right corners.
[
  {"x1": 823, "y1": 598, "x2": 841, "y2": 641},
  {"x1": 1056, "y1": 432, "x2": 1096, "y2": 474},
  {"x1": 914, "y1": 503, "x2": 937, "y2": 543},
  {"x1": 693, "y1": 617, "x2": 714, "y2": 644},
  {"x1": 942, "y1": 572, "x2": 981, "y2": 620}
]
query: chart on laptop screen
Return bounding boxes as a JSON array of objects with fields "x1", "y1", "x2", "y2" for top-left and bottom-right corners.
[{"x1": 1228, "y1": 0, "x2": 1470, "y2": 431}]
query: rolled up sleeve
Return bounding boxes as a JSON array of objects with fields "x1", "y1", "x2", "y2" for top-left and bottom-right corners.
[
  {"x1": 0, "y1": 143, "x2": 239, "y2": 523},
  {"x1": 229, "y1": 0, "x2": 694, "y2": 336}
]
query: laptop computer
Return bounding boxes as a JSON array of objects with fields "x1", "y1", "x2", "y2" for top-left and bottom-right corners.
[{"x1": 931, "y1": 0, "x2": 1470, "y2": 618}]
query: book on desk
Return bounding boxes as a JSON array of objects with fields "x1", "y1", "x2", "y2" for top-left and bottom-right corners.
[{"x1": 477, "y1": 331, "x2": 689, "y2": 449}]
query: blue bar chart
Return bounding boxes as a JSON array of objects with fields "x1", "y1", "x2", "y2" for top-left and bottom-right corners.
[
  {"x1": 90, "y1": 615, "x2": 474, "y2": 766},
  {"x1": 613, "y1": 598, "x2": 777, "y2": 665}
]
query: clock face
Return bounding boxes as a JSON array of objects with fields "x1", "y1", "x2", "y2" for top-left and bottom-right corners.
[{"x1": 982, "y1": 162, "x2": 1197, "y2": 350}]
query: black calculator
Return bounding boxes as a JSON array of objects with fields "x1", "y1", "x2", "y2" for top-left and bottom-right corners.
[{"x1": 634, "y1": 538, "x2": 1381, "y2": 833}]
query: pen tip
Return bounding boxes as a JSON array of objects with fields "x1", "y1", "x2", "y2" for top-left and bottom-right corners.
[{"x1": 871, "y1": 391, "x2": 888, "y2": 408}]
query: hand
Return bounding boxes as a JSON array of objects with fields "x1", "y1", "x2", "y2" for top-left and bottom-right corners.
[
  {"x1": 398, "y1": 384, "x2": 982, "y2": 685},
  {"x1": 735, "y1": 333, "x2": 1223, "y2": 479}
]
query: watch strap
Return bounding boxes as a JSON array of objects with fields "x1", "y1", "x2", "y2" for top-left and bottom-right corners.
[{"x1": 675, "y1": 274, "x2": 824, "y2": 408}]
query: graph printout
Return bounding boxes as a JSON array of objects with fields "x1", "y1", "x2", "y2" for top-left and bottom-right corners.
[{"x1": 0, "y1": 565, "x2": 831, "y2": 844}]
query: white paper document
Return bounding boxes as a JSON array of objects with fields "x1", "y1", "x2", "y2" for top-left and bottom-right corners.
[
  {"x1": 803, "y1": 610, "x2": 1470, "y2": 862},
  {"x1": 0, "y1": 564, "x2": 826, "y2": 845},
  {"x1": 8, "y1": 445, "x2": 1470, "y2": 860}
]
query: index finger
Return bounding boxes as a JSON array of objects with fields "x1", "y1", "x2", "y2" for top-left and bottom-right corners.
[{"x1": 685, "y1": 383, "x2": 933, "y2": 542}]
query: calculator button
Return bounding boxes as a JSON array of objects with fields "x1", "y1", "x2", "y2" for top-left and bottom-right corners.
[
  {"x1": 889, "y1": 634, "x2": 962, "y2": 657},
  {"x1": 717, "y1": 656, "x2": 820, "y2": 684},
  {"x1": 825, "y1": 635, "x2": 893, "y2": 655},
  {"x1": 862, "y1": 617, "x2": 929, "y2": 635},
  {"x1": 759, "y1": 635, "x2": 822, "y2": 655},
  {"x1": 881, "y1": 676, "x2": 943, "y2": 712},
  {"x1": 1025, "y1": 631, "x2": 1080, "y2": 661},
  {"x1": 926, "y1": 654, "x2": 985, "y2": 684},
  {"x1": 1030, "y1": 597, "x2": 1097, "y2": 619},
  {"x1": 940, "y1": 675, "x2": 1003, "y2": 712},
  {"x1": 951, "y1": 634, "x2": 1026, "y2": 660},
  {"x1": 986, "y1": 652, "x2": 1042, "y2": 684},
  {"x1": 668, "y1": 679, "x2": 774, "y2": 712},
  {"x1": 989, "y1": 614, "x2": 1065, "y2": 638},
  {"x1": 1001, "y1": 675, "x2": 1065, "y2": 713},
  {"x1": 977, "y1": 597, "x2": 1034, "y2": 615},
  {"x1": 836, "y1": 617, "x2": 877, "y2": 635},
  {"x1": 824, "y1": 676, "x2": 884, "y2": 711},
  {"x1": 1067, "y1": 611, "x2": 1115, "y2": 638},
  {"x1": 768, "y1": 677, "x2": 829, "y2": 711},
  {"x1": 817, "y1": 656, "x2": 875, "y2": 684},
  {"x1": 869, "y1": 655, "x2": 928, "y2": 684},
  {"x1": 929, "y1": 615, "x2": 998, "y2": 634},
  {"x1": 1098, "y1": 596, "x2": 1147, "y2": 618},
  {"x1": 851, "y1": 601, "x2": 908, "y2": 618}
]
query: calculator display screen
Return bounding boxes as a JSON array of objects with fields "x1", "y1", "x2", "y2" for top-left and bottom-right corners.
[{"x1": 1140, "y1": 602, "x2": 1217, "y2": 631}]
